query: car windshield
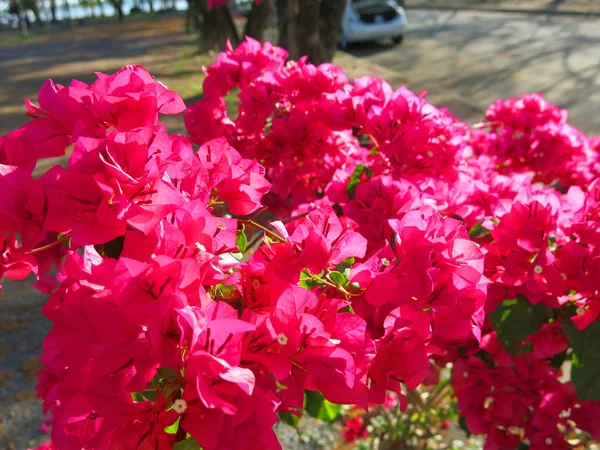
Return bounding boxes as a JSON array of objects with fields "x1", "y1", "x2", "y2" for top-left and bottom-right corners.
[{"x1": 350, "y1": 0, "x2": 396, "y2": 9}]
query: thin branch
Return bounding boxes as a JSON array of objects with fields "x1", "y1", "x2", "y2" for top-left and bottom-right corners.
[
  {"x1": 27, "y1": 232, "x2": 72, "y2": 255},
  {"x1": 239, "y1": 219, "x2": 286, "y2": 243}
]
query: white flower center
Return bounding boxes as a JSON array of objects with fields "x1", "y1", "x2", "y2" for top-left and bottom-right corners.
[
  {"x1": 545, "y1": 438, "x2": 552, "y2": 445},
  {"x1": 484, "y1": 397, "x2": 493, "y2": 409},
  {"x1": 576, "y1": 307, "x2": 586, "y2": 316},
  {"x1": 381, "y1": 258, "x2": 391, "y2": 267},
  {"x1": 277, "y1": 333, "x2": 288, "y2": 346},
  {"x1": 533, "y1": 265, "x2": 543, "y2": 274},
  {"x1": 173, "y1": 399, "x2": 187, "y2": 414}
]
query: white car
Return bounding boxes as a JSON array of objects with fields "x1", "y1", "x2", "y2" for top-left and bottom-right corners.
[{"x1": 340, "y1": 0, "x2": 407, "y2": 48}]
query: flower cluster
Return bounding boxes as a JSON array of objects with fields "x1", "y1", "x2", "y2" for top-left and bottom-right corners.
[
  {"x1": 453, "y1": 332, "x2": 600, "y2": 450},
  {"x1": 6, "y1": 38, "x2": 600, "y2": 450}
]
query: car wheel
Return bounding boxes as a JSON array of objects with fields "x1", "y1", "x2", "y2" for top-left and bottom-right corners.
[{"x1": 392, "y1": 34, "x2": 404, "y2": 45}]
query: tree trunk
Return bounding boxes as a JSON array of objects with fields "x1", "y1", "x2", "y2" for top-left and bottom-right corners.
[
  {"x1": 318, "y1": 0, "x2": 345, "y2": 63},
  {"x1": 275, "y1": 0, "x2": 287, "y2": 49},
  {"x1": 244, "y1": 0, "x2": 272, "y2": 42},
  {"x1": 63, "y1": 0, "x2": 71, "y2": 19},
  {"x1": 19, "y1": 11, "x2": 29, "y2": 35},
  {"x1": 110, "y1": 0, "x2": 124, "y2": 21},
  {"x1": 191, "y1": 0, "x2": 239, "y2": 53},
  {"x1": 294, "y1": 0, "x2": 323, "y2": 63},
  {"x1": 285, "y1": 0, "x2": 300, "y2": 60},
  {"x1": 147, "y1": 0, "x2": 153, "y2": 12},
  {"x1": 50, "y1": 0, "x2": 58, "y2": 22},
  {"x1": 31, "y1": 4, "x2": 44, "y2": 27},
  {"x1": 278, "y1": 0, "x2": 344, "y2": 64}
]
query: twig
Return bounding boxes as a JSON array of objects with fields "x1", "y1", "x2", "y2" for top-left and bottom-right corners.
[
  {"x1": 27, "y1": 232, "x2": 72, "y2": 255},
  {"x1": 239, "y1": 219, "x2": 286, "y2": 243},
  {"x1": 282, "y1": 211, "x2": 309, "y2": 224}
]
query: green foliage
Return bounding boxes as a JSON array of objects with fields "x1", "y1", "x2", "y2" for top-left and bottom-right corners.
[
  {"x1": 157, "y1": 367, "x2": 179, "y2": 383},
  {"x1": 236, "y1": 229, "x2": 247, "y2": 253},
  {"x1": 562, "y1": 314, "x2": 600, "y2": 400},
  {"x1": 130, "y1": 389, "x2": 157, "y2": 402},
  {"x1": 458, "y1": 415, "x2": 471, "y2": 437},
  {"x1": 490, "y1": 295, "x2": 553, "y2": 354},
  {"x1": 299, "y1": 269, "x2": 323, "y2": 290},
  {"x1": 327, "y1": 271, "x2": 347, "y2": 287},
  {"x1": 468, "y1": 221, "x2": 491, "y2": 239},
  {"x1": 164, "y1": 418, "x2": 180, "y2": 434},
  {"x1": 346, "y1": 164, "x2": 373, "y2": 200},
  {"x1": 173, "y1": 437, "x2": 201, "y2": 450},
  {"x1": 304, "y1": 391, "x2": 342, "y2": 423},
  {"x1": 278, "y1": 412, "x2": 301, "y2": 427}
]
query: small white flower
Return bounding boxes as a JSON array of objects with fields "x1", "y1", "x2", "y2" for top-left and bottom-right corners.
[
  {"x1": 484, "y1": 396, "x2": 494, "y2": 409},
  {"x1": 195, "y1": 242, "x2": 207, "y2": 252},
  {"x1": 427, "y1": 150, "x2": 434, "y2": 157},
  {"x1": 545, "y1": 438, "x2": 552, "y2": 445},
  {"x1": 381, "y1": 257, "x2": 391, "y2": 267},
  {"x1": 533, "y1": 265, "x2": 543, "y2": 274},
  {"x1": 173, "y1": 399, "x2": 187, "y2": 414},
  {"x1": 277, "y1": 333, "x2": 288, "y2": 346},
  {"x1": 576, "y1": 307, "x2": 586, "y2": 316}
]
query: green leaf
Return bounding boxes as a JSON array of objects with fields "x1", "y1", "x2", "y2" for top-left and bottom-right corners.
[
  {"x1": 304, "y1": 391, "x2": 342, "y2": 423},
  {"x1": 58, "y1": 232, "x2": 73, "y2": 249},
  {"x1": 562, "y1": 314, "x2": 600, "y2": 400},
  {"x1": 327, "y1": 271, "x2": 347, "y2": 287},
  {"x1": 141, "y1": 389, "x2": 157, "y2": 402},
  {"x1": 278, "y1": 412, "x2": 301, "y2": 427},
  {"x1": 236, "y1": 230, "x2": 247, "y2": 253},
  {"x1": 489, "y1": 295, "x2": 553, "y2": 355},
  {"x1": 275, "y1": 379, "x2": 288, "y2": 391},
  {"x1": 346, "y1": 164, "x2": 373, "y2": 200},
  {"x1": 336, "y1": 257, "x2": 355, "y2": 273},
  {"x1": 130, "y1": 392, "x2": 145, "y2": 402},
  {"x1": 173, "y1": 437, "x2": 201, "y2": 450},
  {"x1": 549, "y1": 350, "x2": 568, "y2": 369},
  {"x1": 458, "y1": 416, "x2": 471, "y2": 437},
  {"x1": 131, "y1": 389, "x2": 157, "y2": 402},
  {"x1": 468, "y1": 221, "x2": 491, "y2": 239},
  {"x1": 157, "y1": 367, "x2": 179, "y2": 383},
  {"x1": 339, "y1": 304, "x2": 355, "y2": 314},
  {"x1": 299, "y1": 269, "x2": 322, "y2": 291},
  {"x1": 164, "y1": 417, "x2": 180, "y2": 434}
]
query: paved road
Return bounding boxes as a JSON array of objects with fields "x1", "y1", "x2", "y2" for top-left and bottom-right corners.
[{"x1": 348, "y1": 9, "x2": 600, "y2": 134}]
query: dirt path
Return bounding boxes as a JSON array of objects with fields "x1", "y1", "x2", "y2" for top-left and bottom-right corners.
[{"x1": 0, "y1": 13, "x2": 210, "y2": 138}]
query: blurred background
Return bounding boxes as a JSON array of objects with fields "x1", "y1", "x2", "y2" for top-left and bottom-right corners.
[{"x1": 1, "y1": 1, "x2": 599, "y2": 449}]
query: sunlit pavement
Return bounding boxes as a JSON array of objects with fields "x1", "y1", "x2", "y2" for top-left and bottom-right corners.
[{"x1": 348, "y1": 9, "x2": 600, "y2": 133}]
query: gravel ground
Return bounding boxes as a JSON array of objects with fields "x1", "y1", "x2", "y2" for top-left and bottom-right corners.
[
  {"x1": 0, "y1": 279, "x2": 52, "y2": 450},
  {"x1": 276, "y1": 417, "x2": 343, "y2": 450}
]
